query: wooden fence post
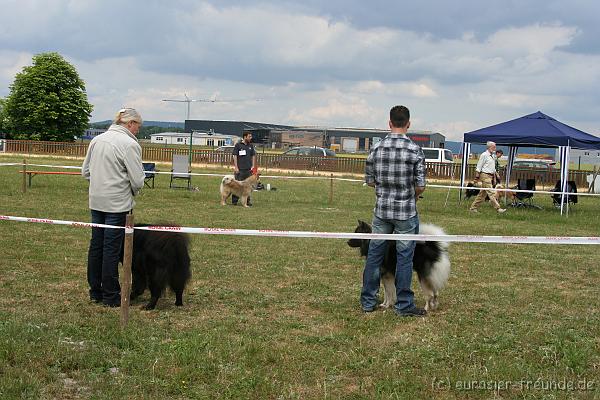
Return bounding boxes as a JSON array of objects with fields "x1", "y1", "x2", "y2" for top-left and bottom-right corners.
[
  {"x1": 589, "y1": 166, "x2": 599, "y2": 193},
  {"x1": 329, "y1": 173, "x2": 334, "y2": 205},
  {"x1": 120, "y1": 214, "x2": 134, "y2": 329},
  {"x1": 22, "y1": 159, "x2": 27, "y2": 193}
]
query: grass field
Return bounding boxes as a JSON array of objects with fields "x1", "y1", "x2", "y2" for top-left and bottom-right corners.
[{"x1": 1, "y1": 154, "x2": 599, "y2": 399}]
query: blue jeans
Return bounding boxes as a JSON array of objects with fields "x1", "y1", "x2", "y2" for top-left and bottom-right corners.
[
  {"x1": 360, "y1": 214, "x2": 419, "y2": 313},
  {"x1": 87, "y1": 210, "x2": 128, "y2": 305}
]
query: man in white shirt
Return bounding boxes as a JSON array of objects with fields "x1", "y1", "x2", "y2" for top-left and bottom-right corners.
[{"x1": 470, "y1": 141, "x2": 506, "y2": 213}]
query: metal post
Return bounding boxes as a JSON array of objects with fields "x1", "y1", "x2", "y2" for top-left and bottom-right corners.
[
  {"x1": 22, "y1": 159, "x2": 27, "y2": 193},
  {"x1": 188, "y1": 131, "x2": 195, "y2": 165},
  {"x1": 120, "y1": 214, "x2": 134, "y2": 329}
]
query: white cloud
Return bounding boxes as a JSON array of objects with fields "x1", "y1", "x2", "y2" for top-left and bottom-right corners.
[
  {"x1": 487, "y1": 23, "x2": 578, "y2": 56},
  {"x1": 0, "y1": 51, "x2": 33, "y2": 90}
]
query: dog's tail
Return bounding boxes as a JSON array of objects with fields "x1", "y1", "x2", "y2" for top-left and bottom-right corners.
[{"x1": 418, "y1": 223, "x2": 451, "y2": 291}]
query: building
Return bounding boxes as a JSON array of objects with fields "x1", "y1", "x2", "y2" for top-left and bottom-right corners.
[
  {"x1": 184, "y1": 119, "x2": 446, "y2": 152},
  {"x1": 558, "y1": 148, "x2": 600, "y2": 168},
  {"x1": 150, "y1": 131, "x2": 240, "y2": 147},
  {"x1": 83, "y1": 128, "x2": 106, "y2": 139},
  {"x1": 184, "y1": 120, "x2": 293, "y2": 145}
]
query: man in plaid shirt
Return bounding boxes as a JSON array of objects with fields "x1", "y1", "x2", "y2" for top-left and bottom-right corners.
[{"x1": 360, "y1": 105, "x2": 427, "y2": 317}]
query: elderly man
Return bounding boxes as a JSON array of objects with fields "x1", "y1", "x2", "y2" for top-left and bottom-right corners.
[{"x1": 470, "y1": 141, "x2": 506, "y2": 213}]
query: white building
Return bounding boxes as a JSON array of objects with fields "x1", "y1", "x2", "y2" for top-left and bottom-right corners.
[
  {"x1": 150, "y1": 131, "x2": 240, "y2": 147},
  {"x1": 84, "y1": 128, "x2": 107, "y2": 138},
  {"x1": 556, "y1": 148, "x2": 600, "y2": 167}
]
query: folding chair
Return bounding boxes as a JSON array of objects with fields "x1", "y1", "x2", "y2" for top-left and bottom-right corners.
[
  {"x1": 169, "y1": 154, "x2": 191, "y2": 190},
  {"x1": 142, "y1": 162, "x2": 156, "y2": 188},
  {"x1": 512, "y1": 178, "x2": 541, "y2": 209},
  {"x1": 551, "y1": 180, "x2": 578, "y2": 208}
]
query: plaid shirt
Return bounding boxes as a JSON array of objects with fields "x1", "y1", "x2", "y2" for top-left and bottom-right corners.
[{"x1": 365, "y1": 134, "x2": 426, "y2": 220}]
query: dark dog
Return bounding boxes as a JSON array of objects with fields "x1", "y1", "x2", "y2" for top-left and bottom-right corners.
[
  {"x1": 465, "y1": 182, "x2": 481, "y2": 199},
  {"x1": 128, "y1": 224, "x2": 191, "y2": 310},
  {"x1": 466, "y1": 182, "x2": 512, "y2": 202},
  {"x1": 347, "y1": 220, "x2": 450, "y2": 311}
]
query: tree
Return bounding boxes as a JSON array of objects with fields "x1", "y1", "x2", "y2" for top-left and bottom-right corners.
[
  {"x1": 4, "y1": 52, "x2": 93, "y2": 142},
  {"x1": 0, "y1": 98, "x2": 5, "y2": 134}
]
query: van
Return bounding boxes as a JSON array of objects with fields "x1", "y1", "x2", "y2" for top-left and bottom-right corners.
[{"x1": 422, "y1": 147, "x2": 453, "y2": 163}]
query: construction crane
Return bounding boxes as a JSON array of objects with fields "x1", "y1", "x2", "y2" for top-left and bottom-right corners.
[
  {"x1": 161, "y1": 93, "x2": 262, "y2": 164},
  {"x1": 162, "y1": 93, "x2": 262, "y2": 120}
]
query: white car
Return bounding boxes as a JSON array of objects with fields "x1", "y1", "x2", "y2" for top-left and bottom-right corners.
[
  {"x1": 422, "y1": 147, "x2": 453, "y2": 163},
  {"x1": 215, "y1": 145, "x2": 235, "y2": 152},
  {"x1": 512, "y1": 159, "x2": 556, "y2": 168}
]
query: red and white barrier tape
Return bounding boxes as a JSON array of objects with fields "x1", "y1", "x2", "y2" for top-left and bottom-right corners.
[
  {"x1": 2, "y1": 214, "x2": 599, "y2": 245},
  {"x1": 2, "y1": 163, "x2": 599, "y2": 197}
]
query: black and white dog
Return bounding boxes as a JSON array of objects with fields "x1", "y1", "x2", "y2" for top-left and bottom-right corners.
[{"x1": 347, "y1": 220, "x2": 451, "y2": 311}]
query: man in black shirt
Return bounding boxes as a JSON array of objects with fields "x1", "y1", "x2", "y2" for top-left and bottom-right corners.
[{"x1": 232, "y1": 132, "x2": 257, "y2": 206}]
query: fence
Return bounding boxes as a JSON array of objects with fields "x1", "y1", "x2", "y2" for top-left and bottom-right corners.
[{"x1": 2, "y1": 139, "x2": 592, "y2": 187}]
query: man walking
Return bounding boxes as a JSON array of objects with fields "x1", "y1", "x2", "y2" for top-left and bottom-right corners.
[
  {"x1": 470, "y1": 141, "x2": 506, "y2": 213},
  {"x1": 232, "y1": 132, "x2": 257, "y2": 206},
  {"x1": 361, "y1": 105, "x2": 427, "y2": 317}
]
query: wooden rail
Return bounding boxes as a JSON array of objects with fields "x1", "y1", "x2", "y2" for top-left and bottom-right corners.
[{"x1": 3, "y1": 139, "x2": 594, "y2": 187}]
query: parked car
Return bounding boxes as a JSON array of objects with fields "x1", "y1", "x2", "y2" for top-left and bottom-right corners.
[
  {"x1": 215, "y1": 145, "x2": 235, "y2": 152},
  {"x1": 282, "y1": 146, "x2": 336, "y2": 157},
  {"x1": 512, "y1": 159, "x2": 556, "y2": 168},
  {"x1": 422, "y1": 147, "x2": 453, "y2": 163},
  {"x1": 271, "y1": 146, "x2": 336, "y2": 170}
]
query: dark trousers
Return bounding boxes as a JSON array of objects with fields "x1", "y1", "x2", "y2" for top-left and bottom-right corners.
[
  {"x1": 87, "y1": 210, "x2": 127, "y2": 306},
  {"x1": 232, "y1": 169, "x2": 252, "y2": 205}
]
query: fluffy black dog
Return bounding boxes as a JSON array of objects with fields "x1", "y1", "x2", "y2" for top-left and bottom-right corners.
[
  {"x1": 128, "y1": 224, "x2": 191, "y2": 310},
  {"x1": 464, "y1": 182, "x2": 480, "y2": 199},
  {"x1": 347, "y1": 220, "x2": 450, "y2": 311}
]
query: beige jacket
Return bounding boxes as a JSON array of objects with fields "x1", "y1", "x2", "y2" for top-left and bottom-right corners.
[{"x1": 82, "y1": 124, "x2": 146, "y2": 212}]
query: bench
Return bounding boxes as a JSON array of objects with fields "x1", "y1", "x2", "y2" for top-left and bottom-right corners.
[{"x1": 18, "y1": 170, "x2": 81, "y2": 187}]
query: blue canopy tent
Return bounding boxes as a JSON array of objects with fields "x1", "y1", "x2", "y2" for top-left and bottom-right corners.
[{"x1": 460, "y1": 111, "x2": 600, "y2": 214}]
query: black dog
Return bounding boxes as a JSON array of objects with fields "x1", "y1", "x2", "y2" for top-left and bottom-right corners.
[
  {"x1": 347, "y1": 220, "x2": 450, "y2": 311},
  {"x1": 127, "y1": 224, "x2": 191, "y2": 310},
  {"x1": 465, "y1": 182, "x2": 480, "y2": 199},
  {"x1": 465, "y1": 181, "x2": 503, "y2": 201}
]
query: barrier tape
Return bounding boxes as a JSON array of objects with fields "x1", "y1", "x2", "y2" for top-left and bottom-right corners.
[
  {"x1": 2, "y1": 214, "x2": 599, "y2": 245},
  {"x1": 2, "y1": 162, "x2": 598, "y2": 197}
]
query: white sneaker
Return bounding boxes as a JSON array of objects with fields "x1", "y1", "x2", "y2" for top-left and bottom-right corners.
[
  {"x1": 497, "y1": 208, "x2": 507, "y2": 213},
  {"x1": 469, "y1": 209, "x2": 479, "y2": 213}
]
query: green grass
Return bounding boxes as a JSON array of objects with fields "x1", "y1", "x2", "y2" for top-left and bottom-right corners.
[{"x1": 1, "y1": 153, "x2": 599, "y2": 399}]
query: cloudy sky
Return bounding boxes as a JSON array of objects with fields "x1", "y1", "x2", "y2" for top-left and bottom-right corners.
[{"x1": 1, "y1": 0, "x2": 599, "y2": 140}]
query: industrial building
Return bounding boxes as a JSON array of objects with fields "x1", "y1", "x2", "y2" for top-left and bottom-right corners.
[{"x1": 184, "y1": 119, "x2": 446, "y2": 152}]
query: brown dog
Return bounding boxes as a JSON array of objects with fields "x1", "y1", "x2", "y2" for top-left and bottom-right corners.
[{"x1": 220, "y1": 173, "x2": 259, "y2": 207}]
